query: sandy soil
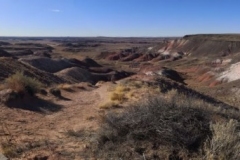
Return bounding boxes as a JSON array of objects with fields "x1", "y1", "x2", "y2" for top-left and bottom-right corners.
[{"x1": 0, "y1": 83, "x2": 112, "y2": 160}]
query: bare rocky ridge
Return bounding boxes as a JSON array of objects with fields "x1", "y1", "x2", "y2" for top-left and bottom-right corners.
[
  {"x1": 0, "y1": 58, "x2": 64, "y2": 84},
  {"x1": 55, "y1": 67, "x2": 94, "y2": 83},
  {"x1": 0, "y1": 45, "x2": 132, "y2": 85},
  {"x1": 0, "y1": 49, "x2": 12, "y2": 57},
  {"x1": 19, "y1": 57, "x2": 75, "y2": 73}
]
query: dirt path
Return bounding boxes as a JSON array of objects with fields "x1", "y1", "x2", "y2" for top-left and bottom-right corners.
[{"x1": 0, "y1": 83, "x2": 112, "y2": 159}]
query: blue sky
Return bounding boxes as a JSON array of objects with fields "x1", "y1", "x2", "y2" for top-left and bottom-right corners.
[{"x1": 0, "y1": 0, "x2": 240, "y2": 37}]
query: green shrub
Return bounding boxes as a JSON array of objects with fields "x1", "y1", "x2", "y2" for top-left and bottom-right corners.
[{"x1": 5, "y1": 71, "x2": 42, "y2": 95}]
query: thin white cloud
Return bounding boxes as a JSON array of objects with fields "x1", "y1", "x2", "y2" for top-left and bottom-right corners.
[{"x1": 50, "y1": 9, "x2": 61, "y2": 13}]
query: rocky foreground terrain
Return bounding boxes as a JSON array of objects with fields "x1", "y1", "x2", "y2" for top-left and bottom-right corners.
[{"x1": 0, "y1": 35, "x2": 239, "y2": 159}]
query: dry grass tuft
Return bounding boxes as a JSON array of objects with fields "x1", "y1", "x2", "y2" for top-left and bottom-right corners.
[
  {"x1": 101, "y1": 81, "x2": 161, "y2": 110},
  {"x1": 109, "y1": 84, "x2": 130, "y2": 102},
  {"x1": 126, "y1": 91, "x2": 135, "y2": 99},
  {"x1": 99, "y1": 101, "x2": 122, "y2": 110},
  {"x1": 115, "y1": 85, "x2": 130, "y2": 92},
  {"x1": 99, "y1": 84, "x2": 130, "y2": 110},
  {"x1": 126, "y1": 80, "x2": 144, "y2": 88},
  {"x1": 110, "y1": 92, "x2": 125, "y2": 101}
]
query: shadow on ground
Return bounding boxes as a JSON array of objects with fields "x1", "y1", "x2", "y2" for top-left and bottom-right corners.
[
  {"x1": 6, "y1": 96, "x2": 63, "y2": 113},
  {"x1": 58, "y1": 95, "x2": 71, "y2": 101}
]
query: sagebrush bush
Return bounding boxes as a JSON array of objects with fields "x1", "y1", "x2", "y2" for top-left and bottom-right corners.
[
  {"x1": 90, "y1": 97, "x2": 211, "y2": 159},
  {"x1": 1, "y1": 143, "x2": 18, "y2": 158},
  {"x1": 203, "y1": 119, "x2": 240, "y2": 160},
  {"x1": 5, "y1": 72, "x2": 42, "y2": 95}
]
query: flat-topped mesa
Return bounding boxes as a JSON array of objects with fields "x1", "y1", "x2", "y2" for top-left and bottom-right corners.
[
  {"x1": 100, "y1": 34, "x2": 240, "y2": 63},
  {"x1": 157, "y1": 34, "x2": 240, "y2": 57},
  {"x1": 183, "y1": 34, "x2": 240, "y2": 41}
]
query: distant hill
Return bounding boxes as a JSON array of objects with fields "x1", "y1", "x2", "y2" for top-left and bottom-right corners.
[{"x1": 183, "y1": 34, "x2": 240, "y2": 41}]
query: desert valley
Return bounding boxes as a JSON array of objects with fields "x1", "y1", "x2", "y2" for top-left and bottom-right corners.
[{"x1": 0, "y1": 34, "x2": 239, "y2": 159}]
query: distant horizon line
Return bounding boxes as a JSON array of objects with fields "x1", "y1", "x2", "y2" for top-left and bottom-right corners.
[
  {"x1": 0, "y1": 33, "x2": 239, "y2": 39},
  {"x1": 0, "y1": 36, "x2": 182, "y2": 38}
]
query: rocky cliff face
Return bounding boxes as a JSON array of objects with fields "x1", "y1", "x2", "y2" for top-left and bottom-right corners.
[
  {"x1": 160, "y1": 35, "x2": 240, "y2": 57},
  {"x1": 101, "y1": 34, "x2": 240, "y2": 63}
]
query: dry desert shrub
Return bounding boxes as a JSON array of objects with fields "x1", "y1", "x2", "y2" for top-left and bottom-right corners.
[
  {"x1": 5, "y1": 71, "x2": 42, "y2": 95},
  {"x1": 1, "y1": 143, "x2": 18, "y2": 158},
  {"x1": 203, "y1": 119, "x2": 240, "y2": 160},
  {"x1": 90, "y1": 97, "x2": 211, "y2": 159}
]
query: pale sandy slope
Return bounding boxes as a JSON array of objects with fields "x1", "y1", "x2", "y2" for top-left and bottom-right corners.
[{"x1": 218, "y1": 62, "x2": 240, "y2": 82}]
